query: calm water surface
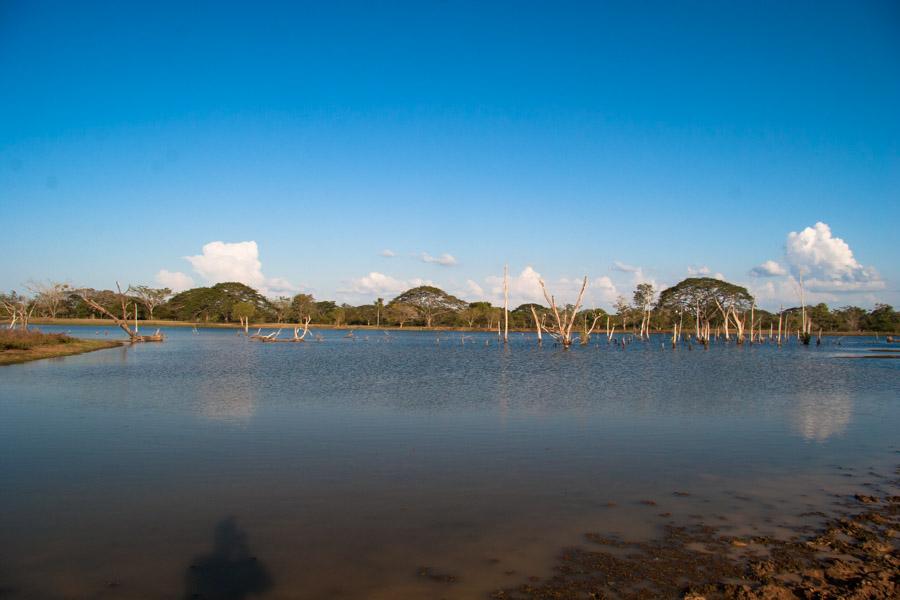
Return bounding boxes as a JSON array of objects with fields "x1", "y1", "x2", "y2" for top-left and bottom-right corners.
[{"x1": 1, "y1": 326, "x2": 898, "y2": 598}]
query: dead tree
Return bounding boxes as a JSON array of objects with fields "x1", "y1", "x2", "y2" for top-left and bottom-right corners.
[
  {"x1": 293, "y1": 316, "x2": 312, "y2": 341},
  {"x1": 503, "y1": 264, "x2": 509, "y2": 344},
  {"x1": 730, "y1": 307, "x2": 747, "y2": 344},
  {"x1": 538, "y1": 276, "x2": 588, "y2": 348},
  {"x1": 77, "y1": 283, "x2": 163, "y2": 342},
  {"x1": 579, "y1": 312, "x2": 604, "y2": 345},
  {"x1": 529, "y1": 305, "x2": 543, "y2": 343},
  {"x1": 1, "y1": 295, "x2": 35, "y2": 330}
]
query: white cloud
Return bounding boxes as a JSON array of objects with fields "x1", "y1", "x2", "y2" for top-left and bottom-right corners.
[
  {"x1": 687, "y1": 265, "x2": 711, "y2": 276},
  {"x1": 750, "y1": 260, "x2": 788, "y2": 277},
  {"x1": 612, "y1": 261, "x2": 640, "y2": 273},
  {"x1": 464, "y1": 279, "x2": 484, "y2": 298},
  {"x1": 421, "y1": 252, "x2": 458, "y2": 266},
  {"x1": 176, "y1": 240, "x2": 296, "y2": 297},
  {"x1": 380, "y1": 249, "x2": 396, "y2": 257},
  {"x1": 686, "y1": 265, "x2": 725, "y2": 280},
  {"x1": 588, "y1": 275, "x2": 619, "y2": 305},
  {"x1": 784, "y1": 222, "x2": 884, "y2": 292},
  {"x1": 338, "y1": 272, "x2": 433, "y2": 301},
  {"x1": 484, "y1": 266, "x2": 618, "y2": 308},
  {"x1": 486, "y1": 266, "x2": 545, "y2": 306},
  {"x1": 155, "y1": 269, "x2": 194, "y2": 292}
]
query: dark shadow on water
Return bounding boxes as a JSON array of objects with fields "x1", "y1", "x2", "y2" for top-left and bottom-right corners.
[{"x1": 184, "y1": 517, "x2": 273, "y2": 599}]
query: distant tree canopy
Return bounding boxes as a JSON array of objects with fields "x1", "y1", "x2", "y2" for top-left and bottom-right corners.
[
  {"x1": 4, "y1": 278, "x2": 898, "y2": 333},
  {"x1": 163, "y1": 282, "x2": 274, "y2": 322},
  {"x1": 388, "y1": 286, "x2": 468, "y2": 327},
  {"x1": 127, "y1": 285, "x2": 171, "y2": 320},
  {"x1": 657, "y1": 277, "x2": 754, "y2": 324}
]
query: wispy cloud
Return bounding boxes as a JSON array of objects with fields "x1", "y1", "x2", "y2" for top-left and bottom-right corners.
[
  {"x1": 380, "y1": 249, "x2": 396, "y2": 257},
  {"x1": 612, "y1": 261, "x2": 640, "y2": 273}
]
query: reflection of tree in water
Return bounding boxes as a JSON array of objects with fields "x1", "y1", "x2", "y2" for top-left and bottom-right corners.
[
  {"x1": 791, "y1": 392, "x2": 852, "y2": 442},
  {"x1": 184, "y1": 517, "x2": 272, "y2": 599}
]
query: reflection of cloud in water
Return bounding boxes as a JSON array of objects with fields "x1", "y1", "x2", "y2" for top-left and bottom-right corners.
[
  {"x1": 197, "y1": 378, "x2": 256, "y2": 422},
  {"x1": 791, "y1": 393, "x2": 852, "y2": 442}
]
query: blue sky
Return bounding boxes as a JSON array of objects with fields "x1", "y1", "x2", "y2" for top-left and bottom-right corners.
[{"x1": 1, "y1": 1, "x2": 898, "y2": 309}]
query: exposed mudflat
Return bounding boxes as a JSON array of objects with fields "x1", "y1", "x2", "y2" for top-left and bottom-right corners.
[{"x1": 492, "y1": 470, "x2": 899, "y2": 600}]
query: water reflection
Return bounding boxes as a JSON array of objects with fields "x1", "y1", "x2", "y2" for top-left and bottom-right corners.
[
  {"x1": 184, "y1": 517, "x2": 272, "y2": 599},
  {"x1": 791, "y1": 392, "x2": 852, "y2": 442},
  {"x1": 197, "y1": 381, "x2": 257, "y2": 422}
]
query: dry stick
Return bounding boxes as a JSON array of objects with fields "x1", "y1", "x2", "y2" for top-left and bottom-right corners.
[{"x1": 530, "y1": 305, "x2": 543, "y2": 343}]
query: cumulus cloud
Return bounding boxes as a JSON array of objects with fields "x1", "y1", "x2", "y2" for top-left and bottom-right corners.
[
  {"x1": 155, "y1": 269, "x2": 195, "y2": 292},
  {"x1": 421, "y1": 252, "x2": 458, "y2": 266},
  {"x1": 784, "y1": 222, "x2": 883, "y2": 292},
  {"x1": 464, "y1": 279, "x2": 484, "y2": 298},
  {"x1": 484, "y1": 266, "x2": 618, "y2": 308},
  {"x1": 380, "y1": 249, "x2": 396, "y2": 257},
  {"x1": 339, "y1": 272, "x2": 433, "y2": 301},
  {"x1": 750, "y1": 260, "x2": 788, "y2": 277},
  {"x1": 172, "y1": 240, "x2": 296, "y2": 297}
]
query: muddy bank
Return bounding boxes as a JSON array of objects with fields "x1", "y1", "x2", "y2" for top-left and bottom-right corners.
[{"x1": 491, "y1": 475, "x2": 899, "y2": 599}]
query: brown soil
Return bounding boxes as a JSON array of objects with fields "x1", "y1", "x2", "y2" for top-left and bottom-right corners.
[{"x1": 0, "y1": 338, "x2": 122, "y2": 365}]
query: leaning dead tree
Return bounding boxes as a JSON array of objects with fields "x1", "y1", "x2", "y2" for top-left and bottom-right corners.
[
  {"x1": 539, "y1": 276, "x2": 589, "y2": 348},
  {"x1": 529, "y1": 305, "x2": 544, "y2": 343},
  {"x1": 77, "y1": 283, "x2": 163, "y2": 342}
]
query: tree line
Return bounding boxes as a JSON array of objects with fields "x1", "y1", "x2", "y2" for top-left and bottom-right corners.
[{"x1": 2, "y1": 277, "x2": 898, "y2": 333}]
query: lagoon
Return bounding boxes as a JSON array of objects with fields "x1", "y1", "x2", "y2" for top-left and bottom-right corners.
[{"x1": 1, "y1": 326, "x2": 898, "y2": 598}]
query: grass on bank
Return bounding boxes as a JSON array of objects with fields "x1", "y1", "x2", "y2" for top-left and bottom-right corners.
[{"x1": 0, "y1": 329, "x2": 121, "y2": 366}]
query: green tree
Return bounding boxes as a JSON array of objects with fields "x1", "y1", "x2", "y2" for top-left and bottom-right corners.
[
  {"x1": 386, "y1": 302, "x2": 418, "y2": 327},
  {"x1": 461, "y1": 301, "x2": 494, "y2": 328},
  {"x1": 166, "y1": 282, "x2": 273, "y2": 322},
  {"x1": 657, "y1": 277, "x2": 753, "y2": 338},
  {"x1": 388, "y1": 286, "x2": 467, "y2": 328},
  {"x1": 289, "y1": 293, "x2": 318, "y2": 322},
  {"x1": 865, "y1": 304, "x2": 898, "y2": 333},
  {"x1": 127, "y1": 285, "x2": 172, "y2": 320},
  {"x1": 834, "y1": 305, "x2": 867, "y2": 332}
]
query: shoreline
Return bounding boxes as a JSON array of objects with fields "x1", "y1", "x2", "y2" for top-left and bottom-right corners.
[
  {"x1": 492, "y1": 470, "x2": 899, "y2": 600},
  {"x1": 20, "y1": 318, "x2": 894, "y2": 337},
  {"x1": 0, "y1": 338, "x2": 123, "y2": 366}
]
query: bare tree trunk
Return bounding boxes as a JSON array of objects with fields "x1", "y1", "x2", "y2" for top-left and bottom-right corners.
[
  {"x1": 503, "y1": 264, "x2": 509, "y2": 344},
  {"x1": 530, "y1": 305, "x2": 543, "y2": 343}
]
